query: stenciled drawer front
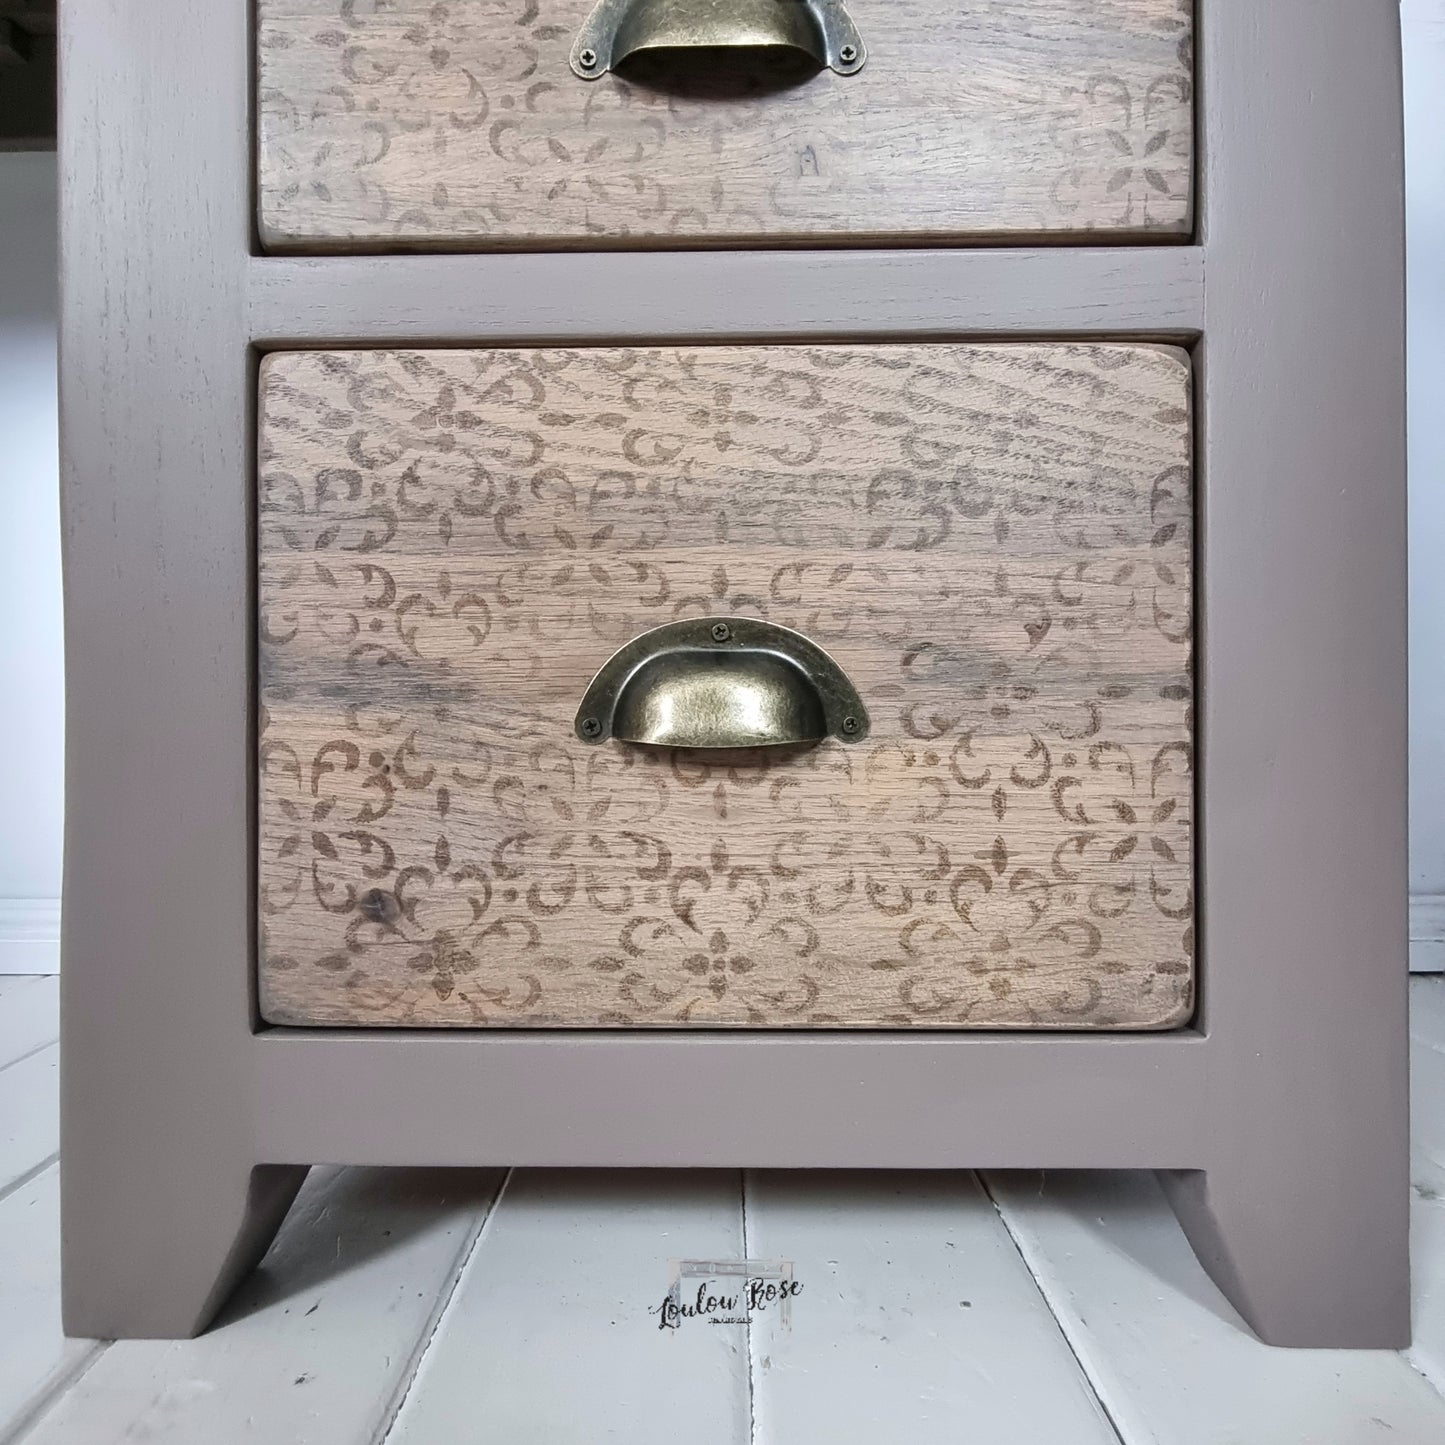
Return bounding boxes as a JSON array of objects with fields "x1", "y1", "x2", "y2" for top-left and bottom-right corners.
[
  {"x1": 256, "y1": 0, "x2": 1194, "y2": 251},
  {"x1": 259, "y1": 343, "x2": 1193, "y2": 1028}
]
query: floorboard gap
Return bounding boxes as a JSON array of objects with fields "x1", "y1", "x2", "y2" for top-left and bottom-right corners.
[
  {"x1": 0, "y1": 1152, "x2": 58, "y2": 1209},
  {"x1": 742, "y1": 1169, "x2": 758, "y2": 1445},
  {"x1": 0, "y1": 1038, "x2": 57, "y2": 1079},
  {"x1": 0, "y1": 1341, "x2": 109, "y2": 1445},
  {"x1": 977, "y1": 1171, "x2": 1128, "y2": 1445},
  {"x1": 370, "y1": 1167, "x2": 514, "y2": 1445}
]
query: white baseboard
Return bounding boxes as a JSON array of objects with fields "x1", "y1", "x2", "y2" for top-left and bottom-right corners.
[
  {"x1": 0, "y1": 899, "x2": 60, "y2": 974},
  {"x1": 1413, "y1": 894, "x2": 1445, "y2": 973}
]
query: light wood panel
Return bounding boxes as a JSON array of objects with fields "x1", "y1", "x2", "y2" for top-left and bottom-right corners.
[
  {"x1": 258, "y1": 343, "x2": 1193, "y2": 1029},
  {"x1": 256, "y1": 0, "x2": 1193, "y2": 251}
]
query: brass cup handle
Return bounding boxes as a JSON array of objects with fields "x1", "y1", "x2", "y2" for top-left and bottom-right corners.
[
  {"x1": 574, "y1": 617, "x2": 870, "y2": 750},
  {"x1": 570, "y1": 0, "x2": 867, "y2": 81}
]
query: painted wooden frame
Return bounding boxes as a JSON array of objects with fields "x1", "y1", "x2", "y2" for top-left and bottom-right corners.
[{"x1": 59, "y1": 0, "x2": 1409, "y2": 1346}]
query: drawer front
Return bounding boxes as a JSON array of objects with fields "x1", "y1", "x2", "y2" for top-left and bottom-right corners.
[
  {"x1": 259, "y1": 343, "x2": 1193, "y2": 1028},
  {"x1": 256, "y1": 0, "x2": 1194, "y2": 251}
]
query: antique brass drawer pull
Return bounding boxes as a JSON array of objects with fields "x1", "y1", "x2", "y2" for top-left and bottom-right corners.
[
  {"x1": 574, "y1": 617, "x2": 870, "y2": 749},
  {"x1": 570, "y1": 0, "x2": 866, "y2": 80}
]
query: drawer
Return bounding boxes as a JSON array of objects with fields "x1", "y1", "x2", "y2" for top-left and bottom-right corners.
[
  {"x1": 256, "y1": 0, "x2": 1194, "y2": 252},
  {"x1": 258, "y1": 343, "x2": 1194, "y2": 1028}
]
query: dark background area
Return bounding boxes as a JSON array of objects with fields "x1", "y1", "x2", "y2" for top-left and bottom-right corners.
[{"x1": 0, "y1": 3, "x2": 56, "y2": 148}]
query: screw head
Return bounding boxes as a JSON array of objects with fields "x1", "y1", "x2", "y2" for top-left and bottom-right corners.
[
  {"x1": 839, "y1": 44, "x2": 857, "y2": 63},
  {"x1": 842, "y1": 716, "x2": 860, "y2": 735},
  {"x1": 580, "y1": 716, "x2": 602, "y2": 739},
  {"x1": 360, "y1": 887, "x2": 397, "y2": 924},
  {"x1": 578, "y1": 47, "x2": 598, "y2": 68},
  {"x1": 711, "y1": 622, "x2": 732, "y2": 642}
]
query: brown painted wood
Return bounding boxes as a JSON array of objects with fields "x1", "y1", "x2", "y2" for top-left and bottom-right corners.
[
  {"x1": 257, "y1": 342, "x2": 1193, "y2": 1028},
  {"x1": 256, "y1": 0, "x2": 1194, "y2": 252},
  {"x1": 244, "y1": 247, "x2": 1207, "y2": 345},
  {"x1": 60, "y1": 0, "x2": 310, "y2": 1339},
  {"x1": 62, "y1": 0, "x2": 1407, "y2": 1350}
]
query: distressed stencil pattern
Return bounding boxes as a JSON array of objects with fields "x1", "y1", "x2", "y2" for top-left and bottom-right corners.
[
  {"x1": 256, "y1": 0, "x2": 1193, "y2": 249},
  {"x1": 258, "y1": 344, "x2": 1193, "y2": 1027}
]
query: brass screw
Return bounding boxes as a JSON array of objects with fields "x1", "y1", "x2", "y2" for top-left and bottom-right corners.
[
  {"x1": 711, "y1": 622, "x2": 732, "y2": 642},
  {"x1": 578, "y1": 48, "x2": 598, "y2": 68},
  {"x1": 580, "y1": 716, "x2": 602, "y2": 738}
]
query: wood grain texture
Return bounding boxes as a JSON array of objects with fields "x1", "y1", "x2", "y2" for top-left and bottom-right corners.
[
  {"x1": 258, "y1": 343, "x2": 1193, "y2": 1029},
  {"x1": 256, "y1": 0, "x2": 1193, "y2": 251},
  {"x1": 59, "y1": 0, "x2": 311, "y2": 1342},
  {"x1": 245, "y1": 247, "x2": 1207, "y2": 346}
]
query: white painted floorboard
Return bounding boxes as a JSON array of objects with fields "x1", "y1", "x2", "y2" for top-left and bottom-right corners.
[
  {"x1": 0, "y1": 977, "x2": 58, "y2": 1070},
  {"x1": 0, "y1": 1167, "x2": 100, "y2": 1445},
  {"x1": 22, "y1": 1166, "x2": 507, "y2": 1445},
  {"x1": 745, "y1": 1171, "x2": 1118, "y2": 1445},
  {"x1": 3, "y1": 976, "x2": 1445, "y2": 1444},
  {"x1": 1410, "y1": 1196, "x2": 1445, "y2": 1397},
  {"x1": 1412, "y1": 979, "x2": 1445, "y2": 1193},
  {"x1": 0, "y1": 1043, "x2": 57, "y2": 1194},
  {"x1": 985, "y1": 1169, "x2": 1445, "y2": 1445},
  {"x1": 1412, "y1": 977, "x2": 1445, "y2": 1046},
  {"x1": 386, "y1": 1170, "x2": 752, "y2": 1445},
  {"x1": 1406, "y1": 980, "x2": 1445, "y2": 1394}
]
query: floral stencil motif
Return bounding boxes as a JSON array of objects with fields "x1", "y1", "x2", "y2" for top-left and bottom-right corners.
[
  {"x1": 258, "y1": 344, "x2": 1194, "y2": 1028},
  {"x1": 256, "y1": 0, "x2": 1192, "y2": 248}
]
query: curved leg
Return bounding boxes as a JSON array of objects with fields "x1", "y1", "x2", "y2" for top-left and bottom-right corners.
[
  {"x1": 1161, "y1": 1166, "x2": 1410, "y2": 1349},
  {"x1": 62, "y1": 1159, "x2": 306, "y2": 1340}
]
